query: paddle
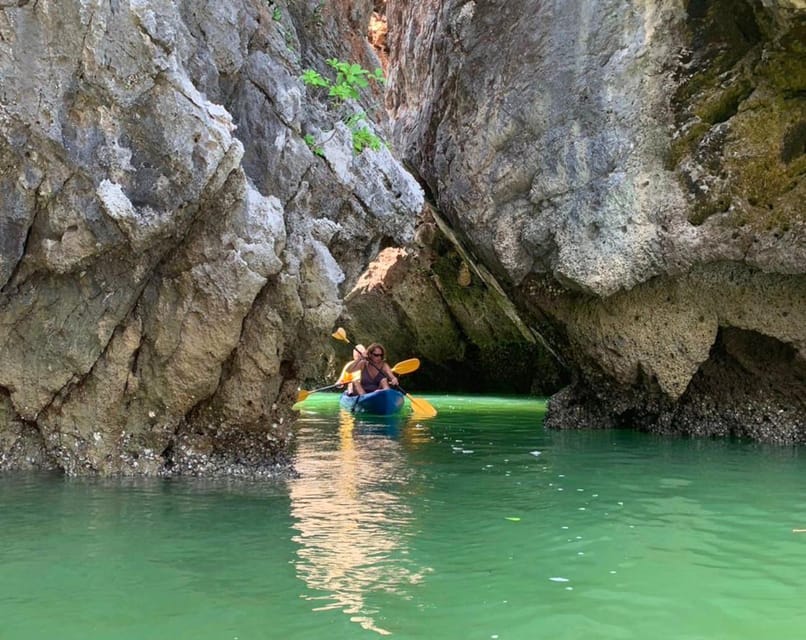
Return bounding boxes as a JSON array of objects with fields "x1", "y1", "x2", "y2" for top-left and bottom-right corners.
[
  {"x1": 331, "y1": 328, "x2": 438, "y2": 418},
  {"x1": 296, "y1": 358, "x2": 421, "y2": 403},
  {"x1": 295, "y1": 374, "x2": 352, "y2": 404}
]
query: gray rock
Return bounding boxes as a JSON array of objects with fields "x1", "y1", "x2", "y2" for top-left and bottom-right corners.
[
  {"x1": 0, "y1": 0, "x2": 422, "y2": 475},
  {"x1": 387, "y1": 0, "x2": 805, "y2": 438}
]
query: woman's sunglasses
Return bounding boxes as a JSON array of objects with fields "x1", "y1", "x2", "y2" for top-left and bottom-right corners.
[{"x1": 370, "y1": 351, "x2": 384, "y2": 357}]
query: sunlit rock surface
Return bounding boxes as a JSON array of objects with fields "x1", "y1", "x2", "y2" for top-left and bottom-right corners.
[
  {"x1": 0, "y1": 0, "x2": 422, "y2": 474},
  {"x1": 342, "y1": 205, "x2": 568, "y2": 395}
]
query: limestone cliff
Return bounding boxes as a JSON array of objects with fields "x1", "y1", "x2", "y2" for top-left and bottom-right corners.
[
  {"x1": 0, "y1": 0, "x2": 422, "y2": 474},
  {"x1": 385, "y1": 0, "x2": 806, "y2": 441},
  {"x1": 2, "y1": 0, "x2": 804, "y2": 480}
]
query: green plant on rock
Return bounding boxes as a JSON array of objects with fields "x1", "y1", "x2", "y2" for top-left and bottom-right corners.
[
  {"x1": 300, "y1": 58, "x2": 386, "y2": 154},
  {"x1": 345, "y1": 112, "x2": 383, "y2": 153},
  {"x1": 266, "y1": 1, "x2": 282, "y2": 21},
  {"x1": 302, "y1": 58, "x2": 385, "y2": 104},
  {"x1": 303, "y1": 133, "x2": 325, "y2": 157},
  {"x1": 300, "y1": 68, "x2": 329, "y2": 88},
  {"x1": 325, "y1": 59, "x2": 385, "y2": 102}
]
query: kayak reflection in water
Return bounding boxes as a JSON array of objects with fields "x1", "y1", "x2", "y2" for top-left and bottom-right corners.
[{"x1": 289, "y1": 410, "x2": 431, "y2": 635}]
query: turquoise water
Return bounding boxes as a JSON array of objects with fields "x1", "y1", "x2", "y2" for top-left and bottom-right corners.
[{"x1": 2, "y1": 394, "x2": 805, "y2": 639}]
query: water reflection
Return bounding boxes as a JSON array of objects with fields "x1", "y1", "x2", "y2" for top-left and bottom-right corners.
[{"x1": 289, "y1": 410, "x2": 431, "y2": 635}]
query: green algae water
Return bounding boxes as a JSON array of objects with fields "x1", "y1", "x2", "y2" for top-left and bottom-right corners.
[{"x1": 2, "y1": 395, "x2": 805, "y2": 639}]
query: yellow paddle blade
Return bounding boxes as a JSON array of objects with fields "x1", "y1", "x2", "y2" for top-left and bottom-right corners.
[
  {"x1": 391, "y1": 358, "x2": 420, "y2": 375},
  {"x1": 331, "y1": 327, "x2": 349, "y2": 343},
  {"x1": 336, "y1": 362, "x2": 359, "y2": 384},
  {"x1": 338, "y1": 370, "x2": 359, "y2": 384},
  {"x1": 407, "y1": 393, "x2": 437, "y2": 418},
  {"x1": 296, "y1": 389, "x2": 312, "y2": 403}
]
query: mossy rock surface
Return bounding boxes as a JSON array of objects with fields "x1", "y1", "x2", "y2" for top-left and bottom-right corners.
[{"x1": 672, "y1": 0, "x2": 805, "y2": 233}]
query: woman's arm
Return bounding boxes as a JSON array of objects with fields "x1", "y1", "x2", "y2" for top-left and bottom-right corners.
[{"x1": 382, "y1": 362, "x2": 399, "y2": 386}]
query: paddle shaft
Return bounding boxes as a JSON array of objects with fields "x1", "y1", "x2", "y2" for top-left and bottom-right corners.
[{"x1": 297, "y1": 359, "x2": 419, "y2": 403}]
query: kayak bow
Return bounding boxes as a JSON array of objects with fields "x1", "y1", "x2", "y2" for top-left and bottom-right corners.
[{"x1": 339, "y1": 388, "x2": 405, "y2": 416}]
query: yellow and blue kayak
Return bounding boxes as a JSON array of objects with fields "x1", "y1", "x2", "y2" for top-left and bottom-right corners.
[{"x1": 339, "y1": 388, "x2": 405, "y2": 416}]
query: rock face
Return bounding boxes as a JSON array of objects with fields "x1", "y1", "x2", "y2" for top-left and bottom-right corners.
[
  {"x1": 342, "y1": 205, "x2": 568, "y2": 395},
  {"x1": 0, "y1": 0, "x2": 422, "y2": 474},
  {"x1": 386, "y1": 0, "x2": 806, "y2": 440},
  {"x1": 2, "y1": 0, "x2": 803, "y2": 478}
]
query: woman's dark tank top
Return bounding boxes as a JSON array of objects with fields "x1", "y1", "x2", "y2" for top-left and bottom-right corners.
[{"x1": 361, "y1": 366, "x2": 385, "y2": 393}]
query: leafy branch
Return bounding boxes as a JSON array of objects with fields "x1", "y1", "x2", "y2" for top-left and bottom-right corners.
[{"x1": 300, "y1": 58, "x2": 386, "y2": 154}]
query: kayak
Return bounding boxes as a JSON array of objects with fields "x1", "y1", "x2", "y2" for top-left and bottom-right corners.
[{"x1": 339, "y1": 388, "x2": 405, "y2": 416}]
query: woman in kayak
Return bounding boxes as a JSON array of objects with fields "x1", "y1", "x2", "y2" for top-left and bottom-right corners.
[
  {"x1": 341, "y1": 344, "x2": 365, "y2": 395},
  {"x1": 347, "y1": 342, "x2": 399, "y2": 395}
]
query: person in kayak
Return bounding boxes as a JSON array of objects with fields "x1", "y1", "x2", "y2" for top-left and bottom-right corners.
[
  {"x1": 347, "y1": 342, "x2": 399, "y2": 395},
  {"x1": 340, "y1": 344, "x2": 365, "y2": 395}
]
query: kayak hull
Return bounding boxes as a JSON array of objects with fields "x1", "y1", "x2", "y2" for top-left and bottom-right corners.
[{"x1": 339, "y1": 388, "x2": 405, "y2": 416}]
